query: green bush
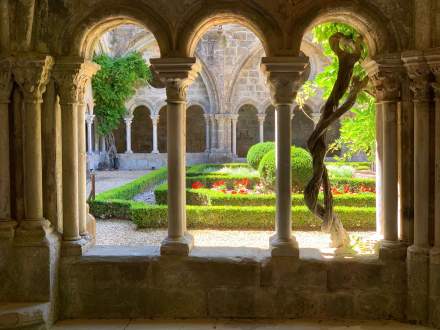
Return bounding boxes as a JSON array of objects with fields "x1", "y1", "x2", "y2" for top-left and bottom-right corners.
[
  {"x1": 258, "y1": 146, "x2": 313, "y2": 190},
  {"x1": 331, "y1": 177, "x2": 375, "y2": 190},
  {"x1": 131, "y1": 204, "x2": 375, "y2": 231},
  {"x1": 246, "y1": 142, "x2": 275, "y2": 169}
]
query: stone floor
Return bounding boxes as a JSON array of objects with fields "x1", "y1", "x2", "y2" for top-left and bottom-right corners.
[{"x1": 52, "y1": 319, "x2": 433, "y2": 329}]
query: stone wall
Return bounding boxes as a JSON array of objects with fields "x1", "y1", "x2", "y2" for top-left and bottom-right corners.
[{"x1": 59, "y1": 253, "x2": 407, "y2": 320}]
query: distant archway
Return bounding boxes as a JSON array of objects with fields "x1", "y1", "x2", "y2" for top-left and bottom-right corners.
[
  {"x1": 264, "y1": 106, "x2": 275, "y2": 142},
  {"x1": 132, "y1": 106, "x2": 153, "y2": 153},
  {"x1": 237, "y1": 105, "x2": 259, "y2": 157},
  {"x1": 292, "y1": 106, "x2": 315, "y2": 149},
  {"x1": 158, "y1": 106, "x2": 167, "y2": 153},
  {"x1": 186, "y1": 105, "x2": 206, "y2": 153}
]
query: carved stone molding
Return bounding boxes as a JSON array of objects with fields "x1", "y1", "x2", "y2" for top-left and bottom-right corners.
[
  {"x1": 85, "y1": 114, "x2": 95, "y2": 125},
  {"x1": 261, "y1": 56, "x2": 309, "y2": 106},
  {"x1": 257, "y1": 114, "x2": 266, "y2": 123},
  {"x1": 425, "y1": 48, "x2": 440, "y2": 99},
  {"x1": 364, "y1": 56, "x2": 402, "y2": 102},
  {"x1": 150, "y1": 58, "x2": 201, "y2": 103},
  {"x1": 13, "y1": 54, "x2": 54, "y2": 103},
  {"x1": 0, "y1": 58, "x2": 14, "y2": 103},
  {"x1": 402, "y1": 52, "x2": 432, "y2": 102},
  {"x1": 124, "y1": 116, "x2": 134, "y2": 126},
  {"x1": 53, "y1": 58, "x2": 100, "y2": 105}
]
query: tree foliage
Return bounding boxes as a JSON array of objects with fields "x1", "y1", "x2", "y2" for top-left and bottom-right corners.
[
  {"x1": 311, "y1": 23, "x2": 376, "y2": 161},
  {"x1": 92, "y1": 52, "x2": 152, "y2": 137}
]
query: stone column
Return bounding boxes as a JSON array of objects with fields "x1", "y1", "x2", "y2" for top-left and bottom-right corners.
[
  {"x1": 54, "y1": 58, "x2": 98, "y2": 253},
  {"x1": 124, "y1": 116, "x2": 133, "y2": 154},
  {"x1": 231, "y1": 114, "x2": 238, "y2": 156},
  {"x1": 261, "y1": 56, "x2": 309, "y2": 257},
  {"x1": 76, "y1": 63, "x2": 99, "y2": 239},
  {"x1": 210, "y1": 115, "x2": 217, "y2": 150},
  {"x1": 257, "y1": 114, "x2": 265, "y2": 143},
  {"x1": 13, "y1": 55, "x2": 54, "y2": 242},
  {"x1": 203, "y1": 114, "x2": 210, "y2": 152},
  {"x1": 150, "y1": 58, "x2": 201, "y2": 256},
  {"x1": 403, "y1": 52, "x2": 432, "y2": 323},
  {"x1": 366, "y1": 57, "x2": 405, "y2": 259},
  {"x1": 0, "y1": 58, "x2": 16, "y2": 239},
  {"x1": 151, "y1": 114, "x2": 159, "y2": 154},
  {"x1": 86, "y1": 114, "x2": 95, "y2": 154}
]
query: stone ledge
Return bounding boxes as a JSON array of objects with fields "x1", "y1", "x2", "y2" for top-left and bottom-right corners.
[{"x1": 0, "y1": 302, "x2": 49, "y2": 330}]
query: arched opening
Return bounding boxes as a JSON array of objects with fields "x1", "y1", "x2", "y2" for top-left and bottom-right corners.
[
  {"x1": 263, "y1": 106, "x2": 275, "y2": 142},
  {"x1": 236, "y1": 104, "x2": 259, "y2": 157},
  {"x1": 113, "y1": 120, "x2": 126, "y2": 154},
  {"x1": 292, "y1": 105, "x2": 315, "y2": 149},
  {"x1": 158, "y1": 106, "x2": 167, "y2": 153},
  {"x1": 131, "y1": 106, "x2": 153, "y2": 153},
  {"x1": 186, "y1": 105, "x2": 206, "y2": 153}
]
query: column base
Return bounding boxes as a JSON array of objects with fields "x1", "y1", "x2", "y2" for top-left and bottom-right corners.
[
  {"x1": 125, "y1": 150, "x2": 133, "y2": 154},
  {"x1": 0, "y1": 220, "x2": 18, "y2": 240},
  {"x1": 160, "y1": 233, "x2": 194, "y2": 256},
  {"x1": 152, "y1": 150, "x2": 159, "y2": 154},
  {"x1": 61, "y1": 237, "x2": 93, "y2": 256},
  {"x1": 430, "y1": 247, "x2": 440, "y2": 264},
  {"x1": 14, "y1": 219, "x2": 53, "y2": 245},
  {"x1": 379, "y1": 240, "x2": 407, "y2": 261},
  {"x1": 270, "y1": 234, "x2": 299, "y2": 258}
]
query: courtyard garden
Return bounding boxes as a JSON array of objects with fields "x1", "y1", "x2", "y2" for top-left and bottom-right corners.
[{"x1": 90, "y1": 143, "x2": 376, "y2": 236}]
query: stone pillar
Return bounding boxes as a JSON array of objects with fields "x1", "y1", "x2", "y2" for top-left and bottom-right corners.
[
  {"x1": 203, "y1": 114, "x2": 210, "y2": 152},
  {"x1": 210, "y1": 115, "x2": 217, "y2": 150},
  {"x1": 261, "y1": 56, "x2": 309, "y2": 257},
  {"x1": 86, "y1": 114, "x2": 95, "y2": 154},
  {"x1": 427, "y1": 50, "x2": 440, "y2": 326},
  {"x1": 150, "y1": 58, "x2": 201, "y2": 256},
  {"x1": 366, "y1": 58, "x2": 405, "y2": 259},
  {"x1": 124, "y1": 116, "x2": 133, "y2": 154},
  {"x1": 257, "y1": 114, "x2": 265, "y2": 143},
  {"x1": 231, "y1": 114, "x2": 238, "y2": 156},
  {"x1": 403, "y1": 52, "x2": 432, "y2": 323},
  {"x1": 13, "y1": 55, "x2": 54, "y2": 242},
  {"x1": 54, "y1": 58, "x2": 98, "y2": 254},
  {"x1": 151, "y1": 114, "x2": 159, "y2": 154},
  {"x1": 0, "y1": 58, "x2": 16, "y2": 239},
  {"x1": 215, "y1": 114, "x2": 230, "y2": 153}
]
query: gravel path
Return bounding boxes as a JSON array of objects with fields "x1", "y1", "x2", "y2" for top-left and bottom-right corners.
[{"x1": 96, "y1": 219, "x2": 380, "y2": 256}]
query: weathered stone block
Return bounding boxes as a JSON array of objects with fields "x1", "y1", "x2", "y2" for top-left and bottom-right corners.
[
  {"x1": 319, "y1": 292, "x2": 355, "y2": 319},
  {"x1": 327, "y1": 261, "x2": 381, "y2": 291},
  {"x1": 380, "y1": 261, "x2": 407, "y2": 293},
  {"x1": 208, "y1": 288, "x2": 255, "y2": 318}
]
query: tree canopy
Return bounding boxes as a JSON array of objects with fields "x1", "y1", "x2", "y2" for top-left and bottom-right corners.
[{"x1": 92, "y1": 52, "x2": 152, "y2": 137}]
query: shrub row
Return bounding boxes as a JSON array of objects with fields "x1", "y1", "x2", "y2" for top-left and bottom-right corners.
[
  {"x1": 130, "y1": 205, "x2": 375, "y2": 231},
  {"x1": 325, "y1": 161, "x2": 372, "y2": 170},
  {"x1": 154, "y1": 185, "x2": 375, "y2": 208}
]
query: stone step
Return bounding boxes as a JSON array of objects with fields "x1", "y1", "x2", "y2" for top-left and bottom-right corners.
[{"x1": 0, "y1": 302, "x2": 49, "y2": 330}]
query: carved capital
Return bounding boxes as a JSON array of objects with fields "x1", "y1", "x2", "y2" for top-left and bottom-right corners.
[
  {"x1": 364, "y1": 57, "x2": 402, "y2": 102},
  {"x1": 215, "y1": 113, "x2": 230, "y2": 125},
  {"x1": 150, "y1": 58, "x2": 201, "y2": 103},
  {"x1": 261, "y1": 56, "x2": 309, "y2": 106},
  {"x1": 150, "y1": 115, "x2": 160, "y2": 125},
  {"x1": 13, "y1": 55, "x2": 54, "y2": 103},
  {"x1": 0, "y1": 58, "x2": 14, "y2": 103},
  {"x1": 402, "y1": 52, "x2": 432, "y2": 102},
  {"x1": 124, "y1": 116, "x2": 134, "y2": 126},
  {"x1": 53, "y1": 58, "x2": 100, "y2": 105},
  {"x1": 85, "y1": 114, "x2": 95, "y2": 125},
  {"x1": 257, "y1": 114, "x2": 266, "y2": 123}
]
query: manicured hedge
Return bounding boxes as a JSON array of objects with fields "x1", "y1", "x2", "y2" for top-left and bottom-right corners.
[
  {"x1": 131, "y1": 205, "x2": 375, "y2": 231},
  {"x1": 246, "y1": 142, "x2": 275, "y2": 169},
  {"x1": 154, "y1": 185, "x2": 375, "y2": 208},
  {"x1": 331, "y1": 177, "x2": 375, "y2": 190},
  {"x1": 325, "y1": 161, "x2": 372, "y2": 170}
]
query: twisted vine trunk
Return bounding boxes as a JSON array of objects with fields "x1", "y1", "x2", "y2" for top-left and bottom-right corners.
[{"x1": 304, "y1": 33, "x2": 369, "y2": 248}]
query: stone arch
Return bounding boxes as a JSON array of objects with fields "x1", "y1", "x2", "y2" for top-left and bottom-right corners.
[
  {"x1": 264, "y1": 105, "x2": 275, "y2": 143},
  {"x1": 131, "y1": 106, "x2": 153, "y2": 153},
  {"x1": 59, "y1": 2, "x2": 172, "y2": 58},
  {"x1": 234, "y1": 98, "x2": 263, "y2": 115},
  {"x1": 291, "y1": 1, "x2": 405, "y2": 56},
  {"x1": 237, "y1": 104, "x2": 259, "y2": 157},
  {"x1": 292, "y1": 105, "x2": 315, "y2": 149},
  {"x1": 113, "y1": 119, "x2": 127, "y2": 154},
  {"x1": 176, "y1": 3, "x2": 282, "y2": 57},
  {"x1": 186, "y1": 105, "x2": 206, "y2": 153},
  {"x1": 195, "y1": 55, "x2": 221, "y2": 114},
  {"x1": 158, "y1": 106, "x2": 167, "y2": 153},
  {"x1": 126, "y1": 99, "x2": 156, "y2": 117}
]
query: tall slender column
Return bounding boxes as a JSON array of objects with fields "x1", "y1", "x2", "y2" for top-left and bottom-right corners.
[
  {"x1": 0, "y1": 58, "x2": 16, "y2": 239},
  {"x1": 261, "y1": 56, "x2": 309, "y2": 257},
  {"x1": 366, "y1": 57, "x2": 405, "y2": 260},
  {"x1": 13, "y1": 55, "x2": 54, "y2": 242},
  {"x1": 231, "y1": 115, "x2": 238, "y2": 156},
  {"x1": 150, "y1": 58, "x2": 201, "y2": 256},
  {"x1": 54, "y1": 59, "x2": 98, "y2": 253},
  {"x1": 375, "y1": 105, "x2": 385, "y2": 236},
  {"x1": 151, "y1": 114, "x2": 159, "y2": 154},
  {"x1": 124, "y1": 116, "x2": 133, "y2": 154},
  {"x1": 86, "y1": 114, "x2": 95, "y2": 154},
  {"x1": 203, "y1": 114, "x2": 210, "y2": 152},
  {"x1": 257, "y1": 114, "x2": 265, "y2": 143},
  {"x1": 210, "y1": 115, "x2": 217, "y2": 150},
  {"x1": 403, "y1": 52, "x2": 432, "y2": 323}
]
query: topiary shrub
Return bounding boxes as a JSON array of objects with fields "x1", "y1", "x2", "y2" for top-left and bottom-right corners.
[
  {"x1": 246, "y1": 142, "x2": 275, "y2": 169},
  {"x1": 258, "y1": 146, "x2": 313, "y2": 191}
]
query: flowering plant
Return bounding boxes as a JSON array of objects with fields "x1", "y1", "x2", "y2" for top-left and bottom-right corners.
[
  {"x1": 211, "y1": 180, "x2": 226, "y2": 191},
  {"x1": 191, "y1": 181, "x2": 204, "y2": 189}
]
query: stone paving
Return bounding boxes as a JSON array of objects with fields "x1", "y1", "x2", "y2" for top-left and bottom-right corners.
[{"x1": 52, "y1": 319, "x2": 434, "y2": 329}]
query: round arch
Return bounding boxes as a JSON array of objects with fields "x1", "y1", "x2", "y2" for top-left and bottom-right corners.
[
  {"x1": 158, "y1": 106, "x2": 168, "y2": 153},
  {"x1": 234, "y1": 98, "x2": 263, "y2": 115},
  {"x1": 291, "y1": 1, "x2": 404, "y2": 57},
  {"x1": 126, "y1": 98, "x2": 156, "y2": 117},
  {"x1": 186, "y1": 105, "x2": 206, "y2": 153},
  {"x1": 176, "y1": 4, "x2": 282, "y2": 57},
  {"x1": 59, "y1": 2, "x2": 172, "y2": 58},
  {"x1": 237, "y1": 104, "x2": 259, "y2": 157},
  {"x1": 131, "y1": 106, "x2": 153, "y2": 153}
]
